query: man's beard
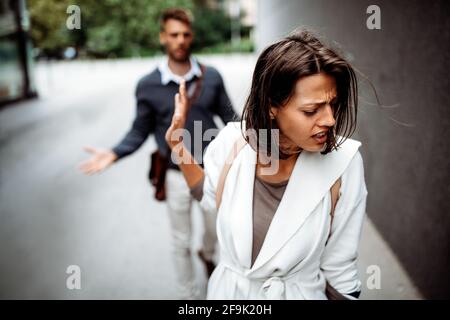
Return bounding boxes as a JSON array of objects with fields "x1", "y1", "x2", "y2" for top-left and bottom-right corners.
[{"x1": 168, "y1": 48, "x2": 190, "y2": 62}]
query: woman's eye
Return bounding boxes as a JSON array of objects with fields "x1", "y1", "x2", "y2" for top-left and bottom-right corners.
[{"x1": 303, "y1": 110, "x2": 317, "y2": 116}]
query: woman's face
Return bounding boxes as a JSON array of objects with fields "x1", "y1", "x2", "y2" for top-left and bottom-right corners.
[{"x1": 271, "y1": 72, "x2": 337, "y2": 154}]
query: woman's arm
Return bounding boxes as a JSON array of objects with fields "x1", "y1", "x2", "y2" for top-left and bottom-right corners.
[
  {"x1": 320, "y1": 151, "x2": 368, "y2": 299},
  {"x1": 165, "y1": 80, "x2": 205, "y2": 189}
]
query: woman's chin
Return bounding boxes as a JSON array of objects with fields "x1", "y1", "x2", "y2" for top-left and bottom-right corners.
[{"x1": 303, "y1": 144, "x2": 326, "y2": 153}]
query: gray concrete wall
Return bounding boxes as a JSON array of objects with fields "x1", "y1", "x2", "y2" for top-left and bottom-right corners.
[{"x1": 255, "y1": 0, "x2": 450, "y2": 299}]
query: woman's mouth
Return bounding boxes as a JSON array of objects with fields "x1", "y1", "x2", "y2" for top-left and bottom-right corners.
[{"x1": 312, "y1": 131, "x2": 327, "y2": 144}]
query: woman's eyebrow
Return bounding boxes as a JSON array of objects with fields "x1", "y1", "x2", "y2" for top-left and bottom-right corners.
[
  {"x1": 300, "y1": 96, "x2": 338, "y2": 107},
  {"x1": 300, "y1": 101, "x2": 323, "y2": 106}
]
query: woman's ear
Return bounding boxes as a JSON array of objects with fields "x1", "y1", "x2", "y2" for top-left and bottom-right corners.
[{"x1": 269, "y1": 107, "x2": 278, "y2": 119}]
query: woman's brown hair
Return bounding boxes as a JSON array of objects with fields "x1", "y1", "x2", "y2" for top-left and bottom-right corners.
[{"x1": 241, "y1": 28, "x2": 358, "y2": 155}]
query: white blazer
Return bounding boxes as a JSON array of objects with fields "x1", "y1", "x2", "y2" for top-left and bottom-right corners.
[{"x1": 200, "y1": 122, "x2": 368, "y2": 300}]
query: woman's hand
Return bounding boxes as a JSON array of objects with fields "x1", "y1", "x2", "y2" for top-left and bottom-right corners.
[
  {"x1": 165, "y1": 80, "x2": 189, "y2": 150},
  {"x1": 164, "y1": 79, "x2": 205, "y2": 189}
]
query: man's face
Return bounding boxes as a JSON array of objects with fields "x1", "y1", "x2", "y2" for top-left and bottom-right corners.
[{"x1": 159, "y1": 19, "x2": 193, "y2": 62}]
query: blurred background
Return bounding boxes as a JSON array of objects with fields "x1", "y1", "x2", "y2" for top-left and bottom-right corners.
[{"x1": 0, "y1": 0, "x2": 448, "y2": 299}]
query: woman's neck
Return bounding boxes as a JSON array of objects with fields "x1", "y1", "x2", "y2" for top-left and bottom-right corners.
[{"x1": 256, "y1": 152, "x2": 299, "y2": 183}]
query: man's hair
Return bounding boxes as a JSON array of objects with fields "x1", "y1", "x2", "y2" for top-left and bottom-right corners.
[
  {"x1": 159, "y1": 8, "x2": 193, "y2": 31},
  {"x1": 241, "y1": 28, "x2": 359, "y2": 155}
]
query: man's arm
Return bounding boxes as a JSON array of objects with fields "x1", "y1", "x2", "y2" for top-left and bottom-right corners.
[
  {"x1": 112, "y1": 97, "x2": 156, "y2": 159},
  {"x1": 79, "y1": 83, "x2": 156, "y2": 175}
]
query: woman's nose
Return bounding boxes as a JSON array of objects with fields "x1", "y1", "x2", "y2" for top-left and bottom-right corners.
[{"x1": 318, "y1": 104, "x2": 336, "y2": 127}]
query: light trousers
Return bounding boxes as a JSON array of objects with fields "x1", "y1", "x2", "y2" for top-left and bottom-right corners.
[{"x1": 166, "y1": 169, "x2": 217, "y2": 299}]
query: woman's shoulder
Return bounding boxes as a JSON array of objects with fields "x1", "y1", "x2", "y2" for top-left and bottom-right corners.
[
  {"x1": 210, "y1": 121, "x2": 243, "y2": 147},
  {"x1": 204, "y1": 121, "x2": 244, "y2": 165},
  {"x1": 334, "y1": 138, "x2": 367, "y2": 197},
  {"x1": 222, "y1": 121, "x2": 243, "y2": 135},
  {"x1": 320, "y1": 136, "x2": 365, "y2": 185},
  {"x1": 329, "y1": 137, "x2": 363, "y2": 165},
  {"x1": 335, "y1": 136, "x2": 362, "y2": 153}
]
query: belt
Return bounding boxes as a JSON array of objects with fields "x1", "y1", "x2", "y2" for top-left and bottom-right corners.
[{"x1": 220, "y1": 262, "x2": 304, "y2": 299}]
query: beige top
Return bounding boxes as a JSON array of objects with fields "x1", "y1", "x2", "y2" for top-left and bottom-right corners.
[
  {"x1": 251, "y1": 174, "x2": 288, "y2": 266},
  {"x1": 190, "y1": 174, "x2": 288, "y2": 267}
]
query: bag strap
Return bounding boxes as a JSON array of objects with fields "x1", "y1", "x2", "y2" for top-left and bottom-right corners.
[
  {"x1": 187, "y1": 63, "x2": 206, "y2": 106},
  {"x1": 215, "y1": 135, "x2": 247, "y2": 209}
]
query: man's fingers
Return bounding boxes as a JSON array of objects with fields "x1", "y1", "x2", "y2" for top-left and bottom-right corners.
[
  {"x1": 80, "y1": 161, "x2": 96, "y2": 173},
  {"x1": 79, "y1": 160, "x2": 92, "y2": 171},
  {"x1": 79, "y1": 155, "x2": 108, "y2": 175},
  {"x1": 83, "y1": 146, "x2": 97, "y2": 154},
  {"x1": 84, "y1": 164, "x2": 101, "y2": 175},
  {"x1": 80, "y1": 159, "x2": 101, "y2": 173},
  {"x1": 80, "y1": 165, "x2": 92, "y2": 175}
]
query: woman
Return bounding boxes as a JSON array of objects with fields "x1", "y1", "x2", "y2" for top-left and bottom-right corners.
[{"x1": 165, "y1": 29, "x2": 367, "y2": 300}]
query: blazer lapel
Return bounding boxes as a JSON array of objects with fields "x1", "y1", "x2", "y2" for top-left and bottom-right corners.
[
  {"x1": 226, "y1": 143, "x2": 257, "y2": 269},
  {"x1": 250, "y1": 138, "x2": 362, "y2": 271}
]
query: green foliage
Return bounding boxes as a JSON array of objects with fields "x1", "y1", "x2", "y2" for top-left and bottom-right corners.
[
  {"x1": 28, "y1": 0, "x2": 252, "y2": 58},
  {"x1": 196, "y1": 37, "x2": 254, "y2": 54},
  {"x1": 28, "y1": 0, "x2": 75, "y2": 56},
  {"x1": 191, "y1": 6, "x2": 231, "y2": 50}
]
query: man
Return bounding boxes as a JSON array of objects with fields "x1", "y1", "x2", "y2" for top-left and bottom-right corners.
[{"x1": 79, "y1": 8, "x2": 238, "y2": 299}]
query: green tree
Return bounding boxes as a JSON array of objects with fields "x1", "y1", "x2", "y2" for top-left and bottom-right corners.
[
  {"x1": 28, "y1": 0, "x2": 76, "y2": 57},
  {"x1": 28, "y1": 0, "x2": 245, "y2": 59}
]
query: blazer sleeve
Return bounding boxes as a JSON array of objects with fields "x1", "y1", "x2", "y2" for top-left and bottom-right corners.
[
  {"x1": 112, "y1": 81, "x2": 156, "y2": 159},
  {"x1": 199, "y1": 122, "x2": 241, "y2": 215},
  {"x1": 320, "y1": 151, "x2": 368, "y2": 299}
]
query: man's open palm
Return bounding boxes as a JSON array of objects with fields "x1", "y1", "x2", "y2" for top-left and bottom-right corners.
[{"x1": 79, "y1": 146, "x2": 117, "y2": 175}]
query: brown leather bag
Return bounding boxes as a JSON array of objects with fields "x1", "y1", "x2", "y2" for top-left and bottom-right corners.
[
  {"x1": 148, "y1": 64, "x2": 206, "y2": 201},
  {"x1": 149, "y1": 150, "x2": 169, "y2": 201}
]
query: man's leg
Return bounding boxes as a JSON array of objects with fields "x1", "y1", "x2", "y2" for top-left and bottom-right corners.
[{"x1": 165, "y1": 169, "x2": 198, "y2": 299}]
